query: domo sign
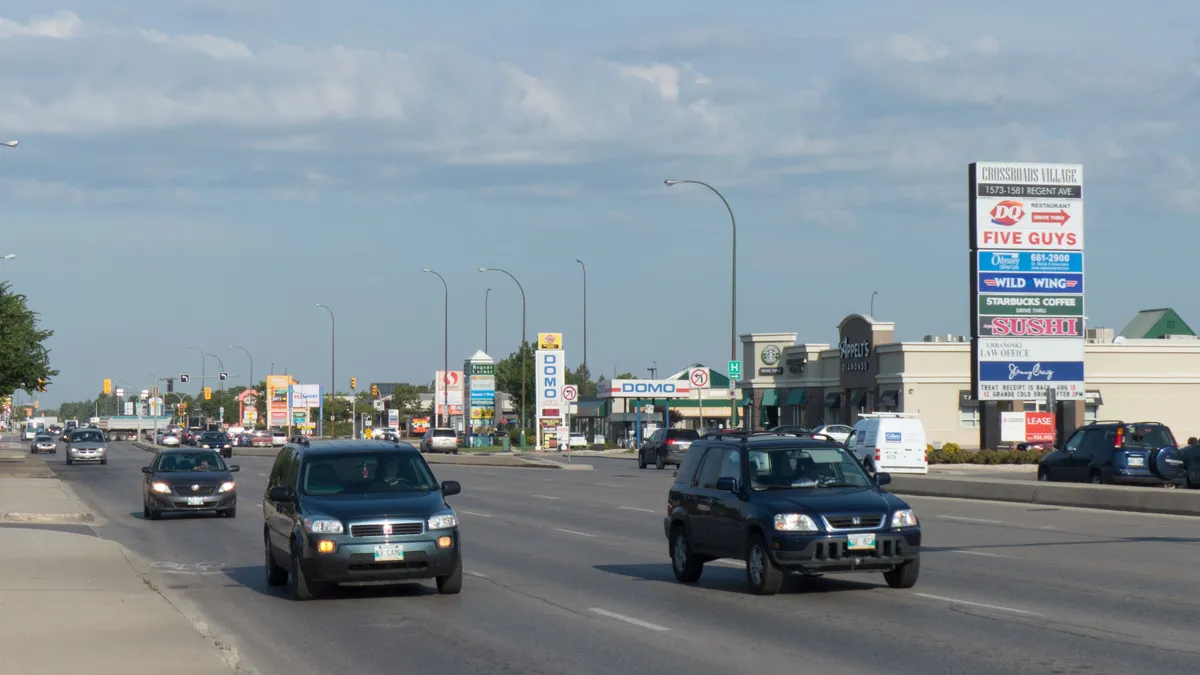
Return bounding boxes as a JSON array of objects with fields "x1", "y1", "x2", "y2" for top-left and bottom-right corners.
[{"x1": 536, "y1": 349, "x2": 566, "y2": 414}]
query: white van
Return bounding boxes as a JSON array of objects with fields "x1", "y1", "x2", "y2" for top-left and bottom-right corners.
[{"x1": 847, "y1": 413, "x2": 928, "y2": 475}]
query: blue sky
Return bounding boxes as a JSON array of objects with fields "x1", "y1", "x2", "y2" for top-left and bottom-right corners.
[{"x1": 4, "y1": 1, "x2": 1200, "y2": 406}]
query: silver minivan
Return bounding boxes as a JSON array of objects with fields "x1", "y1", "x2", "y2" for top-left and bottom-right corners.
[{"x1": 65, "y1": 428, "x2": 108, "y2": 465}]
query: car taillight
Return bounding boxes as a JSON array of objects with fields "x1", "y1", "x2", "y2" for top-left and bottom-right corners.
[
  {"x1": 1114, "y1": 427, "x2": 1124, "y2": 448},
  {"x1": 875, "y1": 449, "x2": 881, "y2": 461},
  {"x1": 665, "y1": 439, "x2": 677, "y2": 445}
]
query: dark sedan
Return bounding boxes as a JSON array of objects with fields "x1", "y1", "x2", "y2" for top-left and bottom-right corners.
[
  {"x1": 141, "y1": 449, "x2": 240, "y2": 519},
  {"x1": 196, "y1": 431, "x2": 234, "y2": 458}
]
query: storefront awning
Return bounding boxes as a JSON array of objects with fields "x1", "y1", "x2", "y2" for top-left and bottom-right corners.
[
  {"x1": 760, "y1": 389, "x2": 780, "y2": 406},
  {"x1": 737, "y1": 395, "x2": 752, "y2": 407},
  {"x1": 823, "y1": 392, "x2": 841, "y2": 408},
  {"x1": 1085, "y1": 390, "x2": 1103, "y2": 405},
  {"x1": 785, "y1": 389, "x2": 807, "y2": 406},
  {"x1": 959, "y1": 390, "x2": 978, "y2": 408},
  {"x1": 878, "y1": 390, "x2": 899, "y2": 407},
  {"x1": 852, "y1": 391, "x2": 868, "y2": 408}
]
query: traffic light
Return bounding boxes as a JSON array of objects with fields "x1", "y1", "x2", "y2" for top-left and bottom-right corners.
[
  {"x1": 179, "y1": 374, "x2": 190, "y2": 383},
  {"x1": 37, "y1": 379, "x2": 46, "y2": 392},
  {"x1": 103, "y1": 378, "x2": 112, "y2": 395},
  {"x1": 371, "y1": 384, "x2": 379, "y2": 398},
  {"x1": 350, "y1": 377, "x2": 357, "y2": 390},
  {"x1": 204, "y1": 387, "x2": 212, "y2": 400},
  {"x1": 167, "y1": 378, "x2": 174, "y2": 393}
]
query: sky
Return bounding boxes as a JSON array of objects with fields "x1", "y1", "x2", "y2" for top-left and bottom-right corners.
[{"x1": 3, "y1": 1, "x2": 1200, "y2": 406}]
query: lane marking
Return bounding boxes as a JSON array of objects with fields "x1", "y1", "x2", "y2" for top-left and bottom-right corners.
[
  {"x1": 460, "y1": 510, "x2": 492, "y2": 518},
  {"x1": 256, "y1": 472, "x2": 267, "y2": 477},
  {"x1": 618, "y1": 507, "x2": 658, "y2": 513},
  {"x1": 914, "y1": 593, "x2": 1043, "y2": 616},
  {"x1": 595, "y1": 482, "x2": 621, "y2": 488},
  {"x1": 588, "y1": 607, "x2": 670, "y2": 631},
  {"x1": 554, "y1": 528, "x2": 596, "y2": 538},
  {"x1": 471, "y1": 487, "x2": 493, "y2": 491},
  {"x1": 936, "y1": 515, "x2": 1006, "y2": 525},
  {"x1": 465, "y1": 569, "x2": 489, "y2": 579},
  {"x1": 531, "y1": 494, "x2": 559, "y2": 500},
  {"x1": 949, "y1": 550, "x2": 1007, "y2": 558}
]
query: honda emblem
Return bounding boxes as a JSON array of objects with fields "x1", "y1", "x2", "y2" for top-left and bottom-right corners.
[
  {"x1": 851, "y1": 517, "x2": 861, "y2": 525},
  {"x1": 382, "y1": 523, "x2": 392, "y2": 535}
]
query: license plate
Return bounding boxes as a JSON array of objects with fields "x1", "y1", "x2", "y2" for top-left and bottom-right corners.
[
  {"x1": 1128, "y1": 456, "x2": 1145, "y2": 467},
  {"x1": 374, "y1": 544, "x2": 404, "y2": 561},
  {"x1": 186, "y1": 497, "x2": 204, "y2": 506},
  {"x1": 847, "y1": 533, "x2": 876, "y2": 550},
  {"x1": 885, "y1": 453, "x2": 896, "y2": 461}
]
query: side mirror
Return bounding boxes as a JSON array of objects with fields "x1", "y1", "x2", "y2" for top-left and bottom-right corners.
[
  {"x1": 875, "y1": 472, "x2": 892, "y2": 486},
  {"x1": 228, "y1": 465, "x2": 240, "y2": 472},
  {"x1": 441, "y1": 480, "x2": 462, "y2": 497},
  {"x1": 715, "y1": 476, "x2": 738, "y2": 493},
  {"x1": 267, "y1": 486, "x2": 294, "y2": 502},
  {"x1": 141, "y1": 466, "x2": 153, "y2": 474}
]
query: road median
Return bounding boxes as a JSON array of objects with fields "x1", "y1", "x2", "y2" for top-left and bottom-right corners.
[{"x1": 888, "y1": 474, "x2": 1200, "y2": 516}]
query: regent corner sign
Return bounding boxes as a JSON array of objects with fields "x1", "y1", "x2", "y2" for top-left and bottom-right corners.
[{"x1": 970, "y1": 161, "x2": 1086, "y2": 402}]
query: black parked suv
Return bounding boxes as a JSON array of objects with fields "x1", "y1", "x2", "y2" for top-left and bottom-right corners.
[
  {"x1": 664, "y1": 431, "x2": 921, "y2": 595},
  {"x1": 1038, "y1": 421, "x2": 1184, "y2": 486},
  {"x1": 638, "y1": 428, "x2": 700, "y2": 470},
  {"x1": 262, "y1": 439, "x2": 463, "y2": 600}
]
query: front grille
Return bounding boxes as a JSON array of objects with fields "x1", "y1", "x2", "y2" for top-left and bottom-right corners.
[
  {"x1": 174, "y1": 485, "x2": 216, "y2": 496},
  {"x1": 350, "y1": 522, "x2": 424, "y2": 537},
  {"x1": 814, "y1": 539, "x2": 902, "y2": 560},
  {"x1": 823, "y1": 514, "x2": 884, "y2": 530}
]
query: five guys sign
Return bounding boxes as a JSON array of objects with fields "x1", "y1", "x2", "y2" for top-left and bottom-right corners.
[{"x1": 970, "y1": 162, "x2": 1086, "y2": 403}]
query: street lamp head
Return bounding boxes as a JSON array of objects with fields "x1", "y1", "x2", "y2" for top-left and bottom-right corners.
[
  {"x1": 575, "y1": 258, "x2": 583, "y2": 264},
  {"x1": 315, "y1": 303, "x2": 324, "y2": 308},
  {"x1": 2, "y1": 254, "x2": 15, "y2": 260},
  {"x1": 664, "y1": 179, "x2": 681, "y2": 186},
  {"x1": 422, "y1": 268, "x2": 432, "y2": 273},
  {"x1": 1, "y1": 140, "x2": 17, "y2": 148},
  {"x1": 477, "y1": 267, "x2": 488, "y2": 272}
]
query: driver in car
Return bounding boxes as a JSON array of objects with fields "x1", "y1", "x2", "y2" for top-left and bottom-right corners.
[
  {"x1": 791, "y1": 458, "x2": 824, "y2": 486},
  {"x1": 379, "y1": 458, "x2": 404, "y2": 487}
]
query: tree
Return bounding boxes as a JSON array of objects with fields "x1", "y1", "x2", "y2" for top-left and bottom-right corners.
[
  {"x1": 616, "y1": 372, "x2": 637, "y2": 380},
  {"x1": 390, "y1": 384, "x2": 423, "y2": 417},
  {"x1": 566, "y1": 364, "x2": 595, "y2": 398},
  {"x1": 494, "y1": 342, "x2": 535, "y2": 425},
  {"x1": 0, "y1": 283, "x2": 57, "y2": 396}
]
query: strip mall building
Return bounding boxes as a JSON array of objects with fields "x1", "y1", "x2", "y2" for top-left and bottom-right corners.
[{"x1": 735, "y1": 311, "x2": 1200, "y2": 448}]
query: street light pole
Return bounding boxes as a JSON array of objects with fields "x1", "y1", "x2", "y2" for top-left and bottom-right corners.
[
  {"x1": 576, "y1": 259, "x2": 587, "y2": 390},
  {"x1": 484, "y1": 288, "x2": 491, "y2": 354},
  {"x1": 664, "y1": 178, "x2": 739, "y2": 427},
  {"x1": 189, "y1": 346, "x2": 205, "y2": 395},
  {"x1": 423, "y1": 269, "x2": 450, "y2": 429},
  {"x1": 479, "y1": 268, "x2": 526, "y2": 448},
  {"x1": 205, "y1": 353, "x2": 225, "y2": 391},
  {"x1": 230, "y1": 345, "x2": 253, "y2": 387},
  {"x1": 316, "y1": 304, "x2": 336, "y2": 438},
  {"x1": 870, "y1": 291, "x2": 879, "y2": 317}
]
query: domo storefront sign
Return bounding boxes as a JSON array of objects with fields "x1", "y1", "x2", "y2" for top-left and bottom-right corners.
[{"x1": 601, "y1": 379, "x2": 693, "y2": 398}]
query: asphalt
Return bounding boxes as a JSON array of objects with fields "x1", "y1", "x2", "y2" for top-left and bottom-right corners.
[{"x1": 33, "y1": 445, "x2": 1200, "y2": 675}]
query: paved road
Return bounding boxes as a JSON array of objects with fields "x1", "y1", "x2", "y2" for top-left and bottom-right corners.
[{"x1": 36, "y1": 446, "x2": 1200, "y2": 675}]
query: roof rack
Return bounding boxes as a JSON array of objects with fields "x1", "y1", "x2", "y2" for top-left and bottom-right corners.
[{"x1": 703, "y1": 430, "x2": 840, "y2": 443}]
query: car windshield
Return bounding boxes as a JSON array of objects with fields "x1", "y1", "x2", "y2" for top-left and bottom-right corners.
[
  {"x1": 35, "y1": 434, "x2": 53, "y2": 441},
  {"x1": 199, "y1": 433, "x2": 228, "y2": 443},
  {"x1": 155, "y1": 451, "x2": 226, "y2": 472},
  {"x1": 301, "y1": 452, "x2": 438, "y2": 496},
  {"x1": 747, "y1": 445, "x2": 873, "y2": 491},
  {"x1": 70, "y1": 431, "x2": 104, "y2": 444},
  {"x1": 1122, "y1": 425, "x2": 1176, "y2": 449},
  {"x1": 432, "y1": 429, "x2": 456, "y2": 437},
  {"x1": 667, "y1": 430, "x2": 700, "y2": 440}
]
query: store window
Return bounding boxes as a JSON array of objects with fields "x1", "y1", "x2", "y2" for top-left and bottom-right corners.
[
  {"x1": 1084, "y1": 405, "x2": 1098, "y2": 424},
  {"x1": 959, "y1": 406, "x2": 980, "y2": 428}
]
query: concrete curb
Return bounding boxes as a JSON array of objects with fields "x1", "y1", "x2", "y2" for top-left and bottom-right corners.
[
  {"x1": 888, "y1": 475, "x2": 1200, "y2": 516},
  {"x1": 0, "y1": 511, "x2": 95, "y2": 524}
]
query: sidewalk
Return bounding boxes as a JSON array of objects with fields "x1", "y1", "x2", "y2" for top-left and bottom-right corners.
[
  {"x1": 0, "y1": 477, "x2": 94, "y2": 522},
  {"x1": 0, "y1": 478, "x2": 234, "y2": 674}
]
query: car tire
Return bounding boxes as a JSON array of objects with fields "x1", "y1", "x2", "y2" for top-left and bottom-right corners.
[
  {"x1": 883, "y1": 556, "x2": 920, "y2": 589},
  {"x1": 143, "y1": 503, "x2": 150, "y2": 519},
  {"x1": 670, "y1": 525, "x2": 704, "y2": 584},
  {"x1": 655, "y1": 453, "x2": 665, "y2": 470},
  {"x1": 289, "y1": 547, "x2": 319, "y2": 601},
  {"x1": 1037, "y1": 467, "x2": 1050, "y2": 482},
  {"x1": 436, "y1": 556, "x2": 463, "y2": 595},
  {"x1": 745, "y1": 533, "x2": 784, "y2": 596},
  {"x1": 101, "y1": 458, "x2": 107, "y2": 465},
  {"x1": 223, "y1": 507, "x2": 237, "y2": 518},
  {"x1": 147, "y1": 504, "x2": 161, "y2": 520},
  {"x1": 637, "y1": 452, "x2": 646, "y2": 469},
  {"x1": 265, "y1": 536, "x2": 288, "y2": 587},
  {"x1": 1090, "y1": 471, "x2": 1104, "y2": 485}
]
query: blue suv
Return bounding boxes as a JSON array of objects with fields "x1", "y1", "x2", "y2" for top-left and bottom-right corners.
[{"x1": 664, "y1": 431, "x2": 922, "y2": 595}]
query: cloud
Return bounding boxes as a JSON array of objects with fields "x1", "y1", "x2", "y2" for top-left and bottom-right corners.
[
  {"x1": 0, "y1": 10, "x2": 80, "y2": 39},
  {"x1": 141, "y1": 29, "x2": 253, "y2": 59}
]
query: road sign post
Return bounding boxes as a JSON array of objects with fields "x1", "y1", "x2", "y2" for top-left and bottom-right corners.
[
  {"x1": 561, "y1": 385, "x2": 578, "y2": 461},
  {"x1": 689, "y1": 367, "x2": 710, "y2": 430},
  {"x1": 727, "y1": 361, "x2": 741, "y2": 429}
]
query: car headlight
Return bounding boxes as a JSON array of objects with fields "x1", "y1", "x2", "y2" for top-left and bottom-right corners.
[
  {"x1": 218, "y1": 481, "x2": 235, "y2": 493},
  {"x1": 428, "y1": 512, "x2": 458, "y2": 530},
  {"x1": 891, "y1": 509, "x2": 919, "y2": 528},
  {"x1": 774, "y1": 513, "x2": 818, "y2": 532},
  {"x1": 151, "y1": 482, "x2": 171, "y2": 494},
  {"x1": 201, "y1": 444, "x2": 210, "y2": 449},
  {"x1": 303, "y1": 516, "x2": 344, "y2": 534},
  {"x1": 223, "y1": 444, "x2": 231, "y2": 449}
]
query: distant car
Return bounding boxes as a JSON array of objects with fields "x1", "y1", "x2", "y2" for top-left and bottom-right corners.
[
  {"x1": 811, "y1": 424, "x2": 854, "y2": 445},
  {"x1": 197, "y1": 431, "x2": 234, "y2": 458},
  {"x1": 271, "y1": 429, "x2": 288, "y2": 447},
  {"x1": 568, "y1": 433, "x2": 587, "y2": 449},
  {"x1": 251, "y1": 430, "x2": 274, "y2": 448},
  {"x1": 159, "y1": 433, "x2": 180, "y2": 447},
  {"x1": 30, "y1": 433, "x2": 57, "y2": 454},
  {"x1": 420, "y1": 428, "x2": 459, "y2": 454},
  {"x1": 374, "y1": 429, "x2": 400, "y2": 443},
  {"x1": 141, "y1": 448, "x2": 239, "y2": 520},
  {"x1": 22, "y1": 427, "x2": 37, "y2": 441},
  {"x1": 638, "y1": 428, "x2": 701, "y2": 470},
  {"x1": 1038, "y1": 421, "x2": 1184, "y2": 486},
  {"x1": 65, "y1": 428, "x2": 108, "y2": 465}
]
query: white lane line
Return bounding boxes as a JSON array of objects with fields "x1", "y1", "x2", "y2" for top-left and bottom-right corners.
[
  {"x1": 465, "y1": 569, "x2": 489, "y2": 579},
  {"x1": 713, "y1": 558, "x2": 745, "y2": 568},
  {"x1": 915, "y1": 593, "x2": 1043, "y2": 616},
  {"x1": 936, "y1": 515, "x2": 1006, "y2": 525},
  {"x1": 554, "y1": 528, "x2": 596, "y2": 538},
  {"x1": 618, "y1": 506, "x2": 657, "y2": 513},
  {"x1": 460, "y1": 510, "x2": 492, "y2": 518},
  {"x1": 595, "y1": 482, "x2": 621, "y2": 488},
  {"x1": 588, "y1": 608, "x2": 670, "y2": 631},
  {"x1": 256, "y1": 472, "x2": 267, "y2": 477},
  {"x1": 471, "y1": 487, "x2": 493, "y2": 491},
  {"x1": 255, "y1": 504, "x2": 262, "y2": 508},
  {"x1": 531, "y1": 494, "x2": 559, "y2": 500},
  {"x1": 949, "y1": 550, "x2": 1008, "y2": 558}
]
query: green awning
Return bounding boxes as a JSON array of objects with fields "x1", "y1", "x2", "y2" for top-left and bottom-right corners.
[
  {"x1": 737, "y1": 395, "x2": 752, "y2": 407},
  {"x1": 760, "y1": 389, "x2": 780, "y2": 406},
  {"x1": 785, "y1": 389, "x2": 807, "y2": 406}
]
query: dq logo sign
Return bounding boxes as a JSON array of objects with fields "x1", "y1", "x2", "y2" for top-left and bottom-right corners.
[{"x1": 990, "y1": 200, "x2": 1025, "y2": 226}]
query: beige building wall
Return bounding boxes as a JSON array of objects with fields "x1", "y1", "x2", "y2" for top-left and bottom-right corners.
[{"x1": 1086, "y1": 340, "x2": 1200, "y2": 441}]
